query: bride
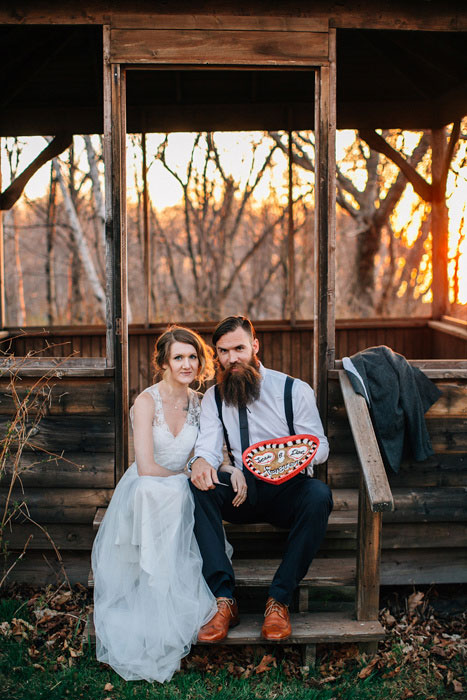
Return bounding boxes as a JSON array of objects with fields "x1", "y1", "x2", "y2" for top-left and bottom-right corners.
[{"x1": 92, "y1": 326, "x2": 245, "y2": 683}]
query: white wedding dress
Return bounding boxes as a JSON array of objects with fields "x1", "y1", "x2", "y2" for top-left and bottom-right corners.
[{"x1": 91, "y1": 384, "x2": 217, "y2": 683}]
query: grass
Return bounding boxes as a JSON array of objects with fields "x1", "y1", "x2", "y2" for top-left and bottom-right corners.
[
  {"x1": 0, "y1": 589, "x2": 465, "y2": 700},
  {"x1": 1, "y1": 642, "x2": 464, "y2": 700}
]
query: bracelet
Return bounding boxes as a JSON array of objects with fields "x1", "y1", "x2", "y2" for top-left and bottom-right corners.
[{"x1": 186, "y1": 455, "x2": 200, "y2": 473}]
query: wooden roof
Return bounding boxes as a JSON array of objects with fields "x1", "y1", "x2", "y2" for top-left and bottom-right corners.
[{"x1": 0, "y1": 3, "x2": 466, "y2": 135}]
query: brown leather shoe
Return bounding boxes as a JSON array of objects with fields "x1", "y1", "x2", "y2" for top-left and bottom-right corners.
[
  {"x1": 197, "y1": 597, "x2": 239, "y2": 643},
  {"x1": 261, "y1": 597, "x2": 292, "y2": 641}
]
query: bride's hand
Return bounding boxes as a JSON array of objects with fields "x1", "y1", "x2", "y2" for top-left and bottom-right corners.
[{"x1": 230, "y1": 468, "x2": 247, "y2": 507}]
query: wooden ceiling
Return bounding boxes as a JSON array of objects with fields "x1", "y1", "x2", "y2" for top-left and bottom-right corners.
[{"x1": 0, "y1": 23, "x2": 466, "y2": 135}]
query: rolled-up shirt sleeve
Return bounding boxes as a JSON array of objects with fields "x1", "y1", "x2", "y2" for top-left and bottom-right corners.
[
  {"x1": 194, "y1": 386, "x2": 225, "y2": 470},
  {"x1": 293, "y1": 380, "x2": 329, "y2": 464}
]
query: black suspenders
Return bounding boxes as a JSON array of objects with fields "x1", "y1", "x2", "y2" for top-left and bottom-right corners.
[{"x1": 214, "y1": 375, "x2": 296, "y2": 468}]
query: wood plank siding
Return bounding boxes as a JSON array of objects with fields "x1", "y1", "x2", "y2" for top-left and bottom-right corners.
[
  {"x1": 0, "y1": 374, "x2": 115, "y2": 583},
  {"x1": 7, "y1": 319, "x2": 465, "y2": 404},
  {"x1": 2, "y1": 319, "x2": 466, "y2": 586}
]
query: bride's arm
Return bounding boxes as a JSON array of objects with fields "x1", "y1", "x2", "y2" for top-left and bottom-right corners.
[{"x1": 132, "y1": 393, "x2": 175, "y2": 477}]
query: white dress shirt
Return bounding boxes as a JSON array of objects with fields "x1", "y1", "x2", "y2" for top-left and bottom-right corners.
[{"x1": 195, "y1": 363, "x2": 329, "y2": 475}]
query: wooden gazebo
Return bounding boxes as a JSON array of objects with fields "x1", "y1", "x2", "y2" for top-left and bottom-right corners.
[{"x1": 1, "y1": 1, "x2": 466, "y2": 655}]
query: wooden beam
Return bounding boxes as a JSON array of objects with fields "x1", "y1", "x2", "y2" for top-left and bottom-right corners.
[
  {"x1": 103, "y1": 24, "x2": 114, "y2": 370},
  {"x1": 110, "y1": 29, "x2": 329, "y2": 65},
  {"x1": 0, "y1": 3, "x2": 465, "y2": 32},
  {"x1": 0, "y1": 134, "x2": 72, "y2": 210},
  {"x1": 313, "y1": 31, "x2": 336, "y2": 481},
  {"x1": 108, "y1": 57, "x2": 129, "y2": 483},
  {"x1": 287, "y1": 130, "x2": 296, "y2": 325},
  {"x1": 0, "y1": 148, "x2": 4, "y2": 327},
  {"x1": 142, "y1": 130, "x2": 151, "y2": 326},
  {"x1": 111, "y1": 14, "x2": 330, "y2": 32},
  {"x1": 356, "y1": 475, "x2": 382, "y2": 621},
  {"x1": 431, "y1": 127, "x2": 450, "y2": 319}
]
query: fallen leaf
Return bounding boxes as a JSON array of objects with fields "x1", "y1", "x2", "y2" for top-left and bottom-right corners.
[
  {"x1": 51, "y1": 591, "x2": 73, "y2": 607},
  {"x1": 381, "y1": 609, "x2": 397, "y2": 627},
  {"x1": 0, "y1": 622, "x2": 11, "y2": 637},
  {"x1": 358, "y1": 657, "x2": 379, "y2": 679},
  {"x1": 321, "y1": 675, "x2": 336, "y2": 683},
  {"x1": 255, "y1": 654, "x2": 276, "y2": 674},
  {"x1": 453, "y1": 680, "x2": 463, "y2": 693},
  {"x1": 11, "y1": 618, "x2": 34, "y2": 640},
  {"x1": 104, "y1": 683, "x2": 114, "y2": 691},
  {"x1": 407, "y1": 591, "x2": 424, "y2": 615}
]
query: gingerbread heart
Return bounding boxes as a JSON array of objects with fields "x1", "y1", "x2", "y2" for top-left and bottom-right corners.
[{"x1": 242, "y1": 434, "x2": 319, "y2": 484}]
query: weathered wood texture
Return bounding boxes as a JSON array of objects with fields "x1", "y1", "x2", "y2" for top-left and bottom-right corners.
[
  {"x1": 7, "y1": 318, "x2": 465, "y2": 405},
  {"x1": 2, "y1": 324, "x2": 466, "y2": 589},
  {"x1": 110, "y1": 28, "x2": 329, "y2": 65},
  {"x1": 338, "y1": 371, "x2": 393, "y2": 512},
  {"x1": 0, "y1": 3, "x2": 466, "y2": 32},
  {"x1": 329, "y1": 372, "x2": 467, "y2": 588},
  {"x1": 0, "y1": 373, "x2": 115, "y2": 573}
]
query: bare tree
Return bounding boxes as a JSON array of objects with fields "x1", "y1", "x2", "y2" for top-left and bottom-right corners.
[
  {"x1": 150, "y1": 132, "x2": 295, "y2": 319},
  {"x1": 50, "y1": 142, "x2": 106, "y2": 317},
  {"x1": 271, "y1": 130, "x2": 431, "y2": 316}
]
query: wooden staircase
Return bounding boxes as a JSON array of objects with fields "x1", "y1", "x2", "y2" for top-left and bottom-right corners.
[{"x1": 86, "y1": 371, "x2": 394, "y2": 660}]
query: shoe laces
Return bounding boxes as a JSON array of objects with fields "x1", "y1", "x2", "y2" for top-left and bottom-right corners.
[
  {"x1": 265, "y1": 598, "x2": 289, "y2": 619},
  {"x1": 217, "y1": 597, "x2": 236, "y2": 616}
]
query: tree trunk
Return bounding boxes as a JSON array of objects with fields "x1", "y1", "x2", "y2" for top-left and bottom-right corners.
[
  {"x1": 52, "y1": 157, "x2": 106, "y2": 316},
  {"x1": 4, "y1": 209, "x2": 26, "y2": 325},
  {"x1": 46, "y1": 166, "x2": 57, "y2": 325},
  {"x1": 352, "y1": 221, "x2": 382, "y2": 316}
]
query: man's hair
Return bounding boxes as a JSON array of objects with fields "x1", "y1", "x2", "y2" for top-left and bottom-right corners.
[{"x1": 212, "y1": 315, "x2": 256, "y2": 347}]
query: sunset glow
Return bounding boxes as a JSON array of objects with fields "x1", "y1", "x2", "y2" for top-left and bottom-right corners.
[{"x1": 2, "y1": 128, "x2": 466, "y2": 309}]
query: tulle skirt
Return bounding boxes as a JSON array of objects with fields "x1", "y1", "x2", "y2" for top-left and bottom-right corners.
[{"x1": 91, "y1": 463, "x2": 217, "y2": 682}]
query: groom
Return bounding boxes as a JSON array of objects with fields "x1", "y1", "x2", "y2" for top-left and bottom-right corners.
[{"x1": 189, "y1": 315, "x2": 333, "y2": 642}]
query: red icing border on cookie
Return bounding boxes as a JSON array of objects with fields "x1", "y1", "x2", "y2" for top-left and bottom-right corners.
[{"x1": 242, "y1": 434, "x2": 319, "y2": 485}]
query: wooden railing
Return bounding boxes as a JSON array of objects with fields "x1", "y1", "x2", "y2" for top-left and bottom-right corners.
[{"x1": 338, "y1": 371, "x2": 394, "y2": 622}]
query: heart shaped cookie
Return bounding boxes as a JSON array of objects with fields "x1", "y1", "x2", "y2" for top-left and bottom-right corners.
[{"x1": 242, "y1": 434, "x2": 319, "y2": 484}]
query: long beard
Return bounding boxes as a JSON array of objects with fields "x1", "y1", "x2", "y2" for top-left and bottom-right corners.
[{"x1": 217, "y1": 356, "x2": 262, "y2": 408}]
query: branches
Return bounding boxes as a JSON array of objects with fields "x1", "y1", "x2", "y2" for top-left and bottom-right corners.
[
  {"x1": 359, "y1": 129, "x2": 432, "y2": 201},
  {"x1": 0, "y1": 134, "x2": 72, "y2": 210}
]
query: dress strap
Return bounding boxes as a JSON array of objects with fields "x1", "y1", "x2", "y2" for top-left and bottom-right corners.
[{"x1": 142, "y1": 384, "x2": 165, "y2": 426}]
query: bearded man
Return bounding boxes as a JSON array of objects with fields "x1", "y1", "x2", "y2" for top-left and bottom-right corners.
[{"x1": 188, "y1": 315, "x2": 332, "y2": 642}]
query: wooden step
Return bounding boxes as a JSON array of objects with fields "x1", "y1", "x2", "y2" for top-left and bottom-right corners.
[
  {"x1": 84, "y1": 610, "x2": 385, "y2": 648},
  {"x1": 88, "y1": 546, "x2": 467, "y2": 589},
  {"x1": 92, "y1": 507, "x2": 359, "y2": 532},
  {"x1": 88, "y1": 557, "x2": 355, "y2": 589}
]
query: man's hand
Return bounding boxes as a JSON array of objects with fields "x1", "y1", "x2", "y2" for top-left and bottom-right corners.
[
  {"x1": 190, "y1": 457, "x2": 220, "y2": 491},
  {"x1": 230, "y1": 468, "x2": 248, "y2": 507}
]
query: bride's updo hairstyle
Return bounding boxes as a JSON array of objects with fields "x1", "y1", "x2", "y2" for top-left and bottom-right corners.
[{"x1": 152, "y1": 326, "x2": 215, "y2": 386}]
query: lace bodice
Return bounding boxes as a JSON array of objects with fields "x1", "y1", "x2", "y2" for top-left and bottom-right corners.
[{"x1": 138, "y1": 384, "x2": 200, "y2": 472}]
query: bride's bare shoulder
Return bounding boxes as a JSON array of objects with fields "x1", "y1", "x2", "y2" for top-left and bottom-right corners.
[{"x1": 132, "y1": 388, "x2": 157, "y2": 416}]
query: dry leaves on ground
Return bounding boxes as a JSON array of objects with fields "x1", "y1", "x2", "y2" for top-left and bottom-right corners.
[
  {"x1": 0, "y1": 583, "x2": 92, "y2": 668},
  {"x1": 1, "y1": 584, "x2": 465, "y2": 693}
]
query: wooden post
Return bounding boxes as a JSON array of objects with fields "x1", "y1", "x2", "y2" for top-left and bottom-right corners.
[
  {"x1": 288, "y1": 130, "x2": 296, "y2": 326},
  {"x1": 313, "y1": 28, "x2": 336, "y2": 482},
  {"x1": 431, "y1": 127, "x2": 449, "y2": 319},
  {"x1": 103, "y1": 25, "x2": 115, "y2": 370},
  {"x1": 356, "y1": 474, "x2": 382, "y2": 621},
  {"x1": 104, "y1": 25, "x2": 129, "y2": 483},
  {"x1": 0, "y1": 144, "x2": 5, "y2": 328},
  {"x1": 142, "y1": 130, "x2": 151, "y2": 327}
]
